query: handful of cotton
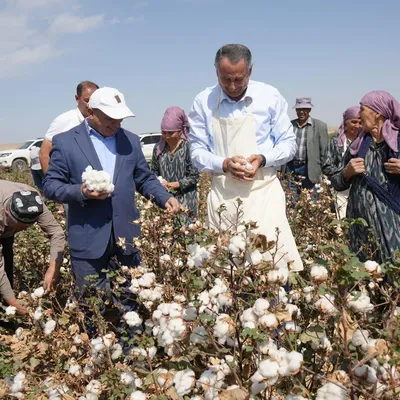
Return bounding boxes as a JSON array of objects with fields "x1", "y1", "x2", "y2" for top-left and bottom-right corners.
[{"x1": 82, "y1": 166, "x2": 115, "y2": 194}]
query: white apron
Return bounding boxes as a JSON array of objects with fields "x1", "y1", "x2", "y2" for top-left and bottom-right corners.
[{"x1": 207, "y1": 92, "x2": 303, "y2": 271}]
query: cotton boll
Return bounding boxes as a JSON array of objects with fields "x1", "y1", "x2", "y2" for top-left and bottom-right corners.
[
  {"x1": 251, "y1": 381, "x2": 267, "y2": 395},
  {"x1": 6, "y1": 306, "x2": 16, "y2": 315},
  {"x1": 364, "y1": 260, "x2": 380, "y2": 273},
  {"x1": 86, "y1": 380, "x2": 101, "y2": 395},
  {"x1": 129, "y1": 391, "x2": 146, "y2": 400},
  {"x1": 15, "y1": 328, "x2": 25, "y2": 341},
  {"x1": 346, "y1": 292, "x2": 374, "y2": 313},
  {"x1": 240, "y1": 308, "x2": 258, "y2": 325},
  {"x1": 278, "y1": 287, "x2": 289, "y2": 304},
  {"x1": 247, "y1": 250, "x2": 263, "y2": 265},
  {"x1": 259, "y1": 313, "x2": 278, "y2": 329},
  {"x1": 34, "y1": 306, "x2": 44, "y2": 321},
  {"x1": 123, "y1": 311, "x2": 143, "y2": 327},
  {"x1": 68, "y1": 363, "x2": 81, "y2": 376},
  {"x1": 217, "y1": 292, "x2": 233, "y2": 308},
  {"x1": 44, "y1": 319, "x2": 56, "y2": 335},
  {"x1": 159, "y1": 254, "x2": 171, "y2": 263},
  {"x1": 91, "y1": 337, "x2": 105, "y2": 354},
  {"x1": 303, "y1": 286, "x2": 314, "y2": 303},
  {"x1": 286, "y1": 396, "x2": 308, "y2": 400},
  {"x1": 84, "y1": 365, "x2": 94, "y2": 376},
  {"x1": 31, "y1": 286, "x2": 44, "y2": 300},
  {"x1": 314, "y1": 294, "x2": 338, "y2": 315},
  {"x1": 137, "y1": 272, "x2": 156, "y2": 288},
  {"x1": 284, "y1": 322, "x2": 302, "y2": 333},
  {"x1": 169, "y1": 303, "x2": 183, "y2": 318},
  {"x1": 252, "y1": 298, "x2": 270, "y2": 317},
  {"x1": 121, "y1": 371, "x2": 137, "y2": 386},
  {"x1": 258, "y1": 359, "x2": 280, "y2": 381},
  {"x1": 111, "y1": 343, "x2": 123, "y2": 360},
  {"x1": 173, "y1": 368, "x2": 195, "y2": 396},
  {"x1": 316, "y1": 382, "x2": 347, "y2": 400},
  {"x1": 310, "y1": 265, "x2": 329, "y2": 282}
]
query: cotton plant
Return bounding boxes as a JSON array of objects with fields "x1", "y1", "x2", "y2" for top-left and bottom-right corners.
[{"x1": 81, "y1": 166, "x2": 114, "y2": 194}]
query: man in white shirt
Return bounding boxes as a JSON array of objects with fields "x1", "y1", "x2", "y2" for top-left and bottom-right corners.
[
  {"x1": 188, "y1": 44, "x2": 303, "y2": 271},
  {"x1": 29, "y1": 145, "x2": 44, "y2": 195},
  {"x1": 39, "y1": 80, "x2": 99, "y2": 173}
]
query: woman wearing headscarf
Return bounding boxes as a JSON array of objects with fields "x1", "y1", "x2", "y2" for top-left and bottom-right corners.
[
  {"x1": 331, "y1": 91, "x2": 400, "y2": 263},
  {"x1": 152, "y1": 106, "x2": 199, "y2": 220},
  {"x1": 323, "y1": 106, "x2": 361, "y2": 218}
]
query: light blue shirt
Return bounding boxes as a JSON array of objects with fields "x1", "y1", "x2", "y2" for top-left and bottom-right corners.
[
  {"x1": 188, "y1": 80, "x2": 297, "y2": 173},
  {"x1": 84, "y1": 119, "x2": 117, "y2": 180}
]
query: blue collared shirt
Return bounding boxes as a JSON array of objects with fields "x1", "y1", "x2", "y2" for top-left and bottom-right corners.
[
  {"x1": 188, "y1": 80, "x2": 297, "y2": 173},
  {"x1": 84, "y1": 119, "x2": 117, "y2": 180}
]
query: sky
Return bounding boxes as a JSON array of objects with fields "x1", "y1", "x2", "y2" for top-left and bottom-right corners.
[{"x1": 1, "y1": 0, "x2": 400, "y2": 144}]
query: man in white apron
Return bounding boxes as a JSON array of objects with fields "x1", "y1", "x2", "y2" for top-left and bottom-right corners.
[{"x1": 188, "y1": 44, "x2": 303, "y2": 272}]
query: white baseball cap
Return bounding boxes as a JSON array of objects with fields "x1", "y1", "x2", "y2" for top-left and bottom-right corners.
[{"x1": 88, "y1": 86, "x2": 135, "y2": 120}]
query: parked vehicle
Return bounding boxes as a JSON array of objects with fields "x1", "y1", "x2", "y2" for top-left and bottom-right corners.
[
  {"x1": 139, "y1": 132, "x2": 162, "y2": 161},
  {"x1": 0, "y1": 138, "x2": 44, "y2": 171}
]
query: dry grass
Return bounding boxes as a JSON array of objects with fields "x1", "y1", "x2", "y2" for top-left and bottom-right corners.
[{"x1": 0, "y1": 143, "x2": 21, "y2": 150}]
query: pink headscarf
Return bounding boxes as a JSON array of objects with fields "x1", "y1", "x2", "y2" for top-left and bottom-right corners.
[
  {"x1": 350, "y1": 91, "x2": 400, "y2": 155},
  {"x1": 157, "y1": 106, "x2": 189, "y2": 156},
  {"x1": 337, "y1": 106, "x2": 360, "y2": 147}
]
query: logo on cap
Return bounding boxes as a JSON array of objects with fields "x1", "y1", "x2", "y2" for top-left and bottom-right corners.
[{"x1": 115, "y1": 95, "x2": 121, "y2": 103}]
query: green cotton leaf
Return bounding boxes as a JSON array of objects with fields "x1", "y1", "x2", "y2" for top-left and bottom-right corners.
[
  {"x1": 245, "y1": 346, "x2": 254, "y2": 352},
  {"x1": 318, "y1": 285, "x2": 328, "y2": 295},
  {"x1": 300, "y1": 324, "x2": 326, "y2": 345},
  {"x1": 350, "y1": 270, "x2": 370, "y2": 280},
  {"x1": 58, "y1": 314, "x2": 70, "y2": 326}
]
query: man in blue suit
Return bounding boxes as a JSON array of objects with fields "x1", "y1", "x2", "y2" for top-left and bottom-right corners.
[{"x1": 43, "y1": 87, "x2": 179, "y2": 312}]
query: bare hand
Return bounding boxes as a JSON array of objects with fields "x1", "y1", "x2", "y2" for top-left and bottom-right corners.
[
  {"x1": 223, "y1": 156, "x2": 247, "y2": 181},
  {"x1": 384, "y1": 158, "x2": 400, "y2": 175},
  {"x1": 7, "y1": 297, "x2": 28, "y2": 315},
  {"x1": 344, "y1": 158, "x2": 365, "y2": 181},
  {"x1": 243, "y1": 154, "x2": 263, "y2": 181},
  {"x1": 81, "y1": 184, "x2": 109, "y2": 200},
  {"x1": 43, "y1": 266, "x2": 60, "y2": 292},
  {"x1": 166, "y1": 182, "x2": 180, "y2": 190},
  {"x1": 165, "y1": 197, "x2": 180, "y2": 214}
]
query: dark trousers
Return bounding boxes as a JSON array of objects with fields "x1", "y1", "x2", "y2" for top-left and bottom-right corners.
[
  {"x1": 0, "y1": 236, "x2": 14, "y2": 288},
  {"x1": 71, "y1": 230, "x2": 140, "y2": 315},
  {"x1": 31, "y1": 169, "x2": 45, "y2": 192},
  {"x1": 285, "y1": 161, "x2": 315, "y2": 190}
]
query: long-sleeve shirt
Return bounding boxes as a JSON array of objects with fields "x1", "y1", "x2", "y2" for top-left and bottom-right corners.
[
  {"x1": 85, "y1": 119, "x2": 117, "y2": 180},
  {"x1": 188, "y1": 80, "x2": 297, "y2": 173},
  {"x1": 0, "y1": 180, "x2": 65, "y2": 300}
]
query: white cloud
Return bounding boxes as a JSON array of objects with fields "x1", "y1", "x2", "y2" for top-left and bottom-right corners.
[
  {"x1": 49, "y1": 13, "x2": 104, "y2": 35},
  {"x1": 0, "y1": 43, "x2": 59, "y2": 75},
  {"x1": 0, "y1": 2, "x2": 105, "y2": 78}
]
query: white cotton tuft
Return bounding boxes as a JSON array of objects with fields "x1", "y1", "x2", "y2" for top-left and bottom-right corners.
[
  {"x1": 310, "y1": 265, "x2": 329, "y2": 282},
  {"x1": 123, "y1": 311, "x2": 143, "y2": 327},
  {"x1": 252, "y1": 298, "x2": 270, "y2": 317},
  {"x1": 44, "y1": 319, "x2": 56, "y2": 335},
  {"x1": 31, "y1": 286, "x2": 44, "y2": 300},
  {"x1": 82, "y1": 166, "x2": 114, "y2": 194},
  {"x1": 172, "y1": 368, "x2": 195, "y2": 396},
  {"x1": 5, "y1": 306, "x2": 16, "y2": 315}
]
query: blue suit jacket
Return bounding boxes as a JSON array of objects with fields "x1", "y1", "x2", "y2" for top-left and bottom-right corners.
[{"x1": 43, "y1": 122, "x2": 172, "y2": 259}]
